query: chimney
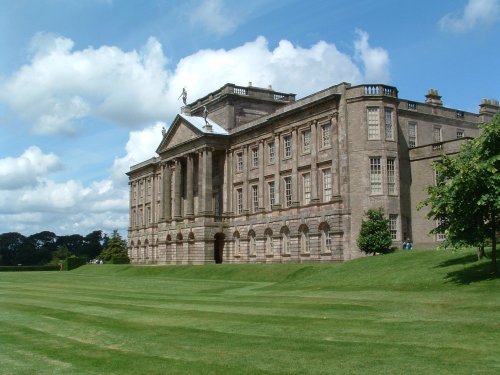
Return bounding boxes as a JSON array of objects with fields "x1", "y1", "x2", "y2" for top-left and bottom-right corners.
[
  {"x1": 479, "y1": 98, "x2": 500, "y2": 122},
  {"x1": 425, "y1": 88, "x2": 443, "y2": 106}
]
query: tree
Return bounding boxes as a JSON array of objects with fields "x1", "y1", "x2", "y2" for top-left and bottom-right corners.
[
  {"x1": 50, "y1": 245, "x2": 73, "y2": 265},
  {"x1": 419, "y1": 114, "x2": 499, "y2": 274},
  {"x1": 98, "y1": 230, "x2": 129, "y2": 262},
  {"x1": 80, "y1": 230, "x2": 104, "y2": 260},
  {"x1": 357, "y1": 208, "x2": 393, "y2": 255}
]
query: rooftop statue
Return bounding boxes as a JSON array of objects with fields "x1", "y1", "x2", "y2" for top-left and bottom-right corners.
[{"x1": 178, "y1": 87, "x2": 187, "y2": 106}]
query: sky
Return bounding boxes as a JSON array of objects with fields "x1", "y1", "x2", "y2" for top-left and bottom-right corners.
[{"x1": 0, "y1": 0, "x2": 499, "y2": 237}]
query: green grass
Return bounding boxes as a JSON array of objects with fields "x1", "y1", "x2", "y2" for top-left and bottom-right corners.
[{"x1": 1, "y1": 248, "x2": 499, "y2": 374}]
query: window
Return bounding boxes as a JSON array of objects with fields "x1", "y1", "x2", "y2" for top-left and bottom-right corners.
[
  {"x1": 302, "y1": 129, "x2": 311, "y2": 153},
  {"x1": 251, "y1": 185, "x2": 258, "y2": 213},
  {"x1": 268, "y1": 142, "x2": 275, "y2": 164},
  {"x1": 281, "y1": 228, "x2": 290, "y2": 255},
  {"x1": 133, "y1": 184, "x2": 137, "y2": 204},
  {"x1": 321, "y1": 124, "x2": 331, "y2": 148},
  {"x1": 457, "y1": 129, "x2": 464, "y2": 139},
  {"x1": 370, "y1": 157, "x2": 382, "y2": 194},
  {"x1": 408, "y1": 122, "x2": 417, "y2": 148},
  {"x1": 147, "y1": 179, "x2": 152, "y2": 196},
  {"x1": 249, "y1": 232, "x2": 256, "y2": 255},
  {"x1": 387, "y1": 158, "x2": 396, "y2": 195},
  {"x1": 323, "y1": 169, "x2": 332, "y2": 202},
  {"x1": 236, "y1": 152, "x2": 243, "y2": 172},
  {"x1": 436, "y1": 218, "x2": 446, "y2": 241},
  {"x1": 389, "y1": 214, "x2": 398, "y2": 240},
  {"x1": 268, "y1": 181, "x2": 275, "y2": 209},
  {"x1": 384, "y1": 108, "x2": 393, "y2": 140},
  {"x1": 236, "y1": 188, "x2": 243, "y2": 214},
  {"x1": 284, "y1": 176, "x2": 292, "y2": 207},
  {"x1": 320, "y1": 225, "x2": 332, "y2": 253},
  {"x1": 283, "y1": 135, "x2": 292, "y2": 158},
  {"x1": 367, "y1": 108, "x2": 380, "y2": 140},
  {"x1": 433, "y1": 126, "x2": 442, "y2": 143},
  {"x1": 299, "y1": 226, "x2": 309, "y2": 253},
  {"x1": 233, "y1": 232, "x2": 240, "y2": 256},
  {"x1": 303, "y1": 173, "x2": 311, "y2": 205},
  {"x1": 265, "y1": 231, "x2": 273, "y2": 255},
  {"x1": 251, "y1": 148, "x2": 258, "y2": 168},
  {"x1": 147, "y1": 206, "x2": 151, "y2": 224}
]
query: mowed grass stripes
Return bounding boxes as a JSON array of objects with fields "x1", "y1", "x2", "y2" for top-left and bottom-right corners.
[{"x1": 1, "y1": 249, "x2": 499, "y2": 374}]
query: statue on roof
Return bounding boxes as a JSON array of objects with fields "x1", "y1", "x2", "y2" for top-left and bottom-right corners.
[
  {"x1": 162, "y1": 126, "x2": 166, "y2": 136},
  {"x1": 178, "y1": 87, "x2": 187, "y2": 106},
  {"x1": 203, "y1": 105, "x2": 209, "y2": 126}
]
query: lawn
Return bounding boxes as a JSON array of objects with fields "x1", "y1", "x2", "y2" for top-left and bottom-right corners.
[{"x1": 1, "y1": 248, "x2": 499, "y2": 374}]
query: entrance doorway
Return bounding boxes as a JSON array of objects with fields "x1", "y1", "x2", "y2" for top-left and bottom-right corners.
[{"x1": 214, "y1": 233, "x2": 225, "y2": 264}]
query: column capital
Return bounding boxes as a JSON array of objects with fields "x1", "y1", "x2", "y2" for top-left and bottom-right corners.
[{"x1": 273, "y1": 131, "x2": 281, "y2": 138}]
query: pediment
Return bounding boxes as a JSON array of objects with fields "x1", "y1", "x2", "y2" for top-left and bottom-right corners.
[{"x1": 156, "y1": 116, "x2": 202, "y2": 154}]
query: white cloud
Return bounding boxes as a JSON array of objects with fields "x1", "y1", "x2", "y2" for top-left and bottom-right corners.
[
  {"x1": 0, "y1": 146, "x2": 62, "y2": 189},
  {"x1": 111, "y1": 121, "x2": 165, "y2": 184},
  {"x1": 1, "y1": 34, "x2": 171, "y2": 134},
  {"x1": 169, "y1": 32, "x2": 389, "y2": 104},
  {"x1": 190, "y1": 0, "x2": 238, "y2": 36},
  {"x1": 0, "y1": 31, "x2": 389, "y2": 136},
  {"x1": 354, "y1": 30, "x2": 390, "y2": 83},
  {"x1": 439, "y1": 0, "x2": 500, "y2": 33},
  {"x1": 0, "y1": 177, "x2": 129, "y2": 235}
]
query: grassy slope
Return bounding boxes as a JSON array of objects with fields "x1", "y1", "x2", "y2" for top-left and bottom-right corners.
[{"x1": 0, "y1": 249, "x2": 499, "y2": 375}]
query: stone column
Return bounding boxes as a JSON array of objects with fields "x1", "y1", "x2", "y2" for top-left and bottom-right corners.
[
  {"x1": 291, "y1": 127, "x2": 299, "y2": 206},
  {"x1": 310, "y1": 121, "x2": 320, "y2": 203},
  {"x1": 258, "y1": 140, "x2": 265, "y2": 210},
  {"x1": 198, "y1": 150, "x2": 204, "y2": 214},
  {"x1": 243, "y1": 145, "x2": 249, "y2": 213},
  {"x1": 174, "y1": 158, "x2": 182, "y2": 220},
  {"x1": 202, "y1": 148, "x2": 213, "y2": 215},
  {"x1": 162, "y1": 162, "x2": 172, "y2": 221},
  {"x1": 332, "y1": 114, "x2": 340, "y2": 197},
  {"x1": 273, "y1": 132, "x2": 281, "y2": 208},
  {"x1": 186, "y1": 154, "x2": 194, "y2": 217},
  {"x1": 224, "y1": 150, "x2": 233, "y2": 215}
]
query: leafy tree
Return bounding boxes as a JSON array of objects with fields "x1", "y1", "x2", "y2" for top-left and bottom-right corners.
[
  {"x1": 56, "y1": 234, "x2": 84, "y2": 257},
  {"x1": 357, "y1": 208, "x2": 393, "y2": 255},
  {"x1": 98, "y1": 230, "x2": 129, "y2": 262},
  {"x1": 80, "y1": 230, "x2": 104, "y2": 260},
  {"x1": 50, "y1": 245, "x2": 73, "y2": 264},
  {"x1": 419, "y1": 114, "x2": 499, "y2": 274}
]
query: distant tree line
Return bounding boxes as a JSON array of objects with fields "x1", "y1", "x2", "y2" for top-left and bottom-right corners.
[{"x1": 0, "y1": 230, "x2": 114, "y2": 266}]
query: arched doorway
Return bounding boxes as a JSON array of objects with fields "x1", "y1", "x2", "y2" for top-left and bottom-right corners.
[{"x1": 214, "y1": 233, "x2": 225, "y2": 264}]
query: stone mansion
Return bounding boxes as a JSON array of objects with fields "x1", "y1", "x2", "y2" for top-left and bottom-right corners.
[{"x1": 127, "y1": 82, "x2": 499, "y2": 264}]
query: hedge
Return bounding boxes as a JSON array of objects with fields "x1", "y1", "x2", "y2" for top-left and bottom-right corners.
[
  {"x1": 63, "y1": 257, "x2": 87, "y2": 271},
  {"x1": 0, "y1": 265, "x2": 59, "y2": 272},
  {"x1": 110, "y1": 256, "x2": 130, "y2": 264}
]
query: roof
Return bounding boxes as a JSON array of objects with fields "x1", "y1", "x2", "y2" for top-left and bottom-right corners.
[{"x1": 179, "y1": 113, "x2": 229, "y2": 135}]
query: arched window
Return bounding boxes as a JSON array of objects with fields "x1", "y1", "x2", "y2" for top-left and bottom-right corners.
[
  {"x1": 280, "y1": 226, "x2": 290, "y2": 255},
  {"x1": 248, "y1": 230, "x2": 256, "y2": 256},
  {"x1": 264, "y1": 228, "x2": 273, "y2": 255},
  {"x1": 299, "y1": 224, "x2": 309, "y2": 254},
  {"x1": 319, "y1": 222, "x2": 332, "y2": 253},
  {"x1": 233, "y1": 231, "x2": 241, "y2": 256}
]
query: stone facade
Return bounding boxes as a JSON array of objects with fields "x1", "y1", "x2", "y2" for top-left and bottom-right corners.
[{"x1": 127, "y1": 82, "x2": 499, "y2": 264}]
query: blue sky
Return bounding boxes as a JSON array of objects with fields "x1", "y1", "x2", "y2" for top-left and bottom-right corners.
[{"x1": 0, "y1": 0, "x2": 498, "y2": 236}]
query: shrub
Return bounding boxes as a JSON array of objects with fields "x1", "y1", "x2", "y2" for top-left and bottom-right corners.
[
  {"x1": 110, "y1": 256, "x2": 130, "y2": 264},
  {"x1": 63, "y1": 256, "x2": 87, "y2": 271},
  {"x1": 0, "y1": 265, "x2": 59, "y2": 272}
]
